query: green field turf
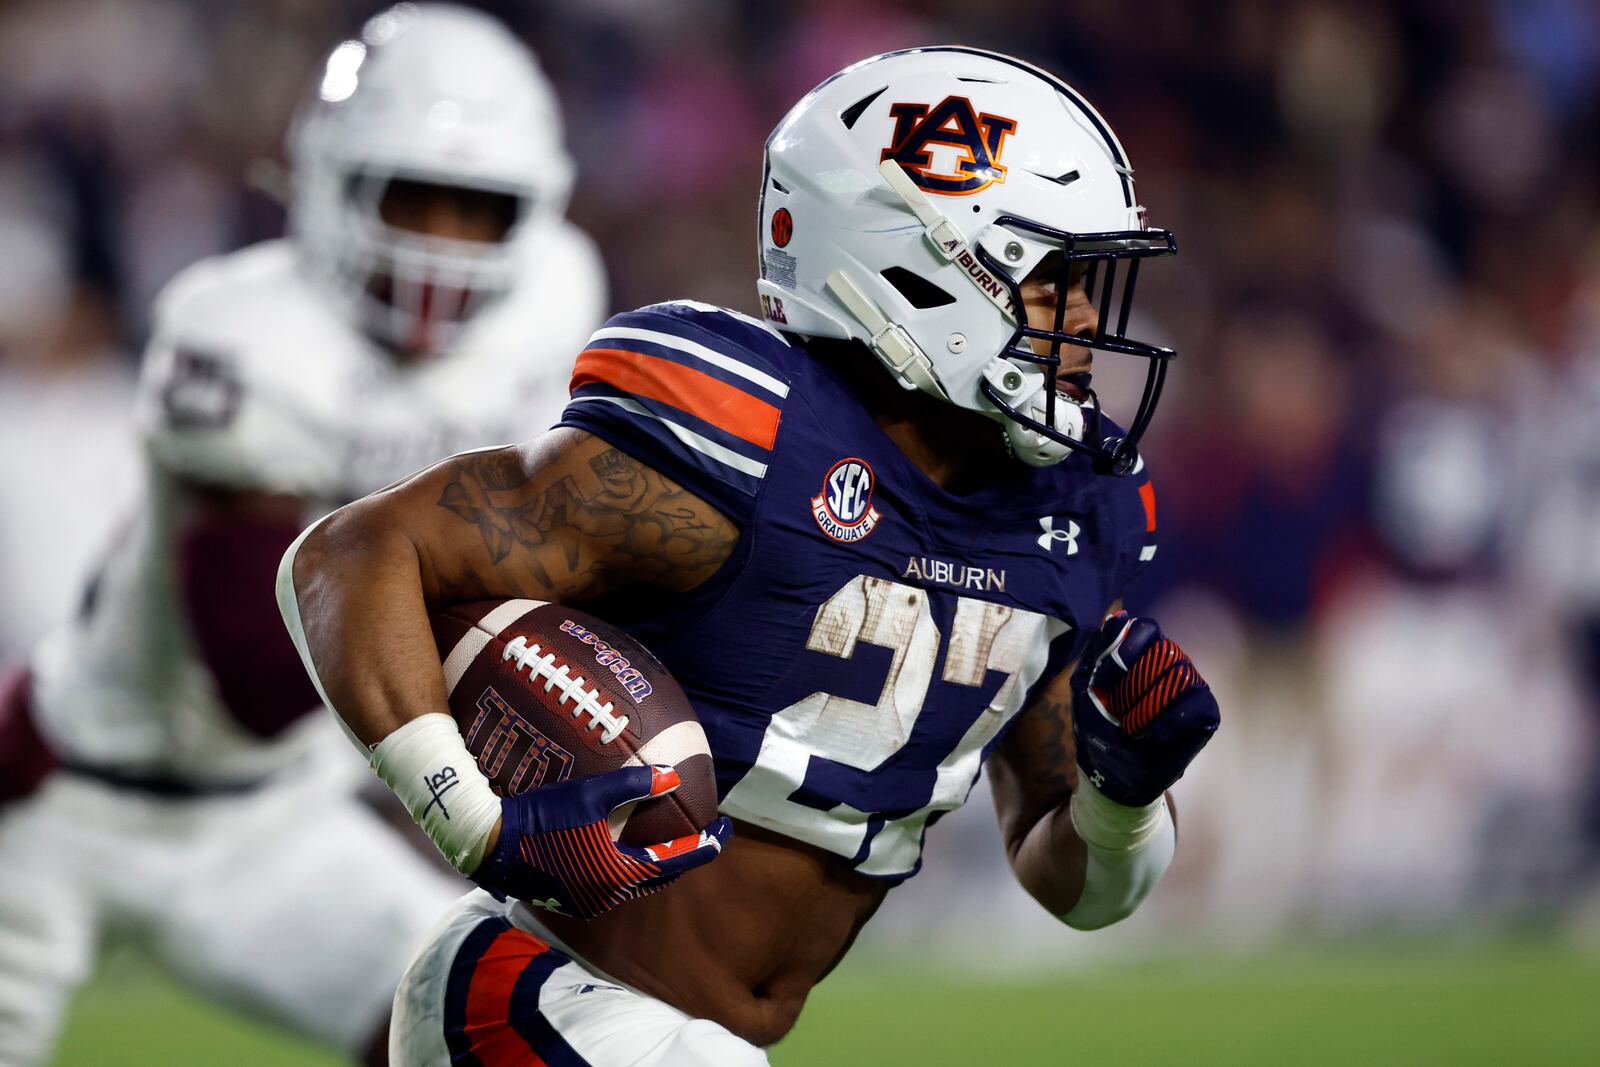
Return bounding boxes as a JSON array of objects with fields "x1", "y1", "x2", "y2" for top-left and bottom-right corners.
[{"x1": 50, "y1": 941, "x2": 1600, "y2": 1066}]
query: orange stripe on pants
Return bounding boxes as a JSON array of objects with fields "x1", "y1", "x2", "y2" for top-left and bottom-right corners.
[{"x1": 465, "y1": 927, "x2": 553, "y2": 1067}]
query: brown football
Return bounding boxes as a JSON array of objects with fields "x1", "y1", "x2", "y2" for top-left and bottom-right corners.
[{"x1": 431, "y1": 599, "x2": 716, "y2": 846}]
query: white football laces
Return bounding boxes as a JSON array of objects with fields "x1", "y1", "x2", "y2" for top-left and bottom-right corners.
[{"x1": 502, "y1": 635, "x2": 630, "y2": 744}]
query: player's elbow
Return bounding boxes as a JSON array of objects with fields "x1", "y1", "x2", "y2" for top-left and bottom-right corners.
[
  {"x1": 281, "y1": 506, "x2": 348, "y2": 618},
  {"x1": 302, "y1": 494, "x2": 385, "y2": 565},
  {"x1": 1009, "y1": 848, "x2": 1150, "y2": 929},
  {"x1": 275, "y1": 498, "x2": 408, "y2": 664},
  {"x1": 1048, "y1": 784, "x2": 1180, "y2": 930},
  {"x1": 1055, "y1": 813, "x2": 1176, "y2": 932},
  {"x1": 291, "y1": 496, "x2": 409, "y2": 596}
]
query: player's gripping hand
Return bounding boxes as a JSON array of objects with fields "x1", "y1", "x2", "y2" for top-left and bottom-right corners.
[
  {"x1": 1070, "y1": 613, "x2": 1219, "y2": 807},
  {"x1": 470, "y1": 764, "x2": 733, "y2": 920}
]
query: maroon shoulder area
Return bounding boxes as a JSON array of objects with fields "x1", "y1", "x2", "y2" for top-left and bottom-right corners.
[
  {"x1": 0, "y1": 667, "x2": 60, "y2": 805},
  {"x1": 177, "y1": 513, "x2": 321, "y2": 739}
]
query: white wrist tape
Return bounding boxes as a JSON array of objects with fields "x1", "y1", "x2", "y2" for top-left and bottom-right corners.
[
  {"x1": 1060, "y1": 775, "x2": 1175, "y2": 930},
  {"x1": 370, "y1": 714, "x2": 501, "y2": 874}
]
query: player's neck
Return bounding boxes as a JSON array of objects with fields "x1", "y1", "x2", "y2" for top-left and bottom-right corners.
[{"x1": 809, "y1": 339, "x2": 1012, "y2": 494}]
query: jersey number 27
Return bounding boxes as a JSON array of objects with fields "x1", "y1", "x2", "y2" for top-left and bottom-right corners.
[{"x1": 722, "y1": 575, "x2": 1068, "y2": 877}]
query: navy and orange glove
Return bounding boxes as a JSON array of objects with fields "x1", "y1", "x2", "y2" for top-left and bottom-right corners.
[
  {"x1": 470, "y1": 764, "x2": 732, "y2": 920},
  {"x1": 1070, "y1": 612, "x2": 1220, "y2": 807}
]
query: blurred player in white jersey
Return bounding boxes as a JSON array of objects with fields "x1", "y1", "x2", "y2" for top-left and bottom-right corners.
[{"x1": 0, "y1": 5, "x2": 605, "y2": 1064}]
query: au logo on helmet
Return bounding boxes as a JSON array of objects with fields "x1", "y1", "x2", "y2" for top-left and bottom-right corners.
[{"x1": 880, "y1": 95, "x2": 1019, "y2": 196}]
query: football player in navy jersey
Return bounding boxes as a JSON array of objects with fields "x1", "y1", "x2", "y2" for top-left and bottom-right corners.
[{"x1": 280, "y1": 48, "x2": 1220, "y2": 1065}]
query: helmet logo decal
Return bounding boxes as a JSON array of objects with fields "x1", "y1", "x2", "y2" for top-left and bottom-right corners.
[
  {"x1": 771, "y1": 207, "x2": 794, "y2": 248},
  {"x1": 880, "y1": 96, "x2": 1018, "y2": 196},
  {"x1": 811, "y1": 458, "x2": 881, "y2": 543}
]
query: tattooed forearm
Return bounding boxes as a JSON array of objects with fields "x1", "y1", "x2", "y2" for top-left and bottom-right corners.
[
  {"x1": 989, "y1": 670, "x2": 1080, "y2": 860},
  {"x1": 430, "y1": 433, "x2": 739, "y2": 603},
  {"x1": 1008, "y1": 694, "x2": 1079, "y2": 797}
]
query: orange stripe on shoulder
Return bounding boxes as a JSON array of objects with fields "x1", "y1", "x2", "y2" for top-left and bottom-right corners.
[
  {"x1": 572, "y1": 347, "x2": 781, "y2": 450},
  {"x1": 464, "y1": 927, "x2": 553, "y2": 1067},
  {"x1": 1138, "y1": 481, "x2": 1157, "y2": 532}
]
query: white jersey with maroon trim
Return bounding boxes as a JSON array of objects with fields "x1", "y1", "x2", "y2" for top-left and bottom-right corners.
[{"x1": 28, "y1": 231, "x2": 606, "y2": 782}]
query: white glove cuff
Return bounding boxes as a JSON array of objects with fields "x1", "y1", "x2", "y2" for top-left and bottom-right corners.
[
  {"x1": 1061, "y1": 775, "x2": 1175, "y2": 930},
  {"x1": 370, "y1": 714, "x2": 501, "y2": 874}
]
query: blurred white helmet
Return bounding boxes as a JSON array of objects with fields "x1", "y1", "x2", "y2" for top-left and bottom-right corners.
[
  {"x1": 289, "y1": 2, "x2": 574, "y2": 354},
  {"x1": 759, "y1": 47, "x2": 1175, "y2": 471}
]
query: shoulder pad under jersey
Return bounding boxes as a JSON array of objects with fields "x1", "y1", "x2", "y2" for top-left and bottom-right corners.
[
  {"x1": 452, "y1": 219, "x2": 609, "y2": 436},
  {"x1": 560, "y1": 301, "x2": 797, "y2": 523},
  {"x1": 137, "y1": 241, "x2": 351, "y2": 496}
]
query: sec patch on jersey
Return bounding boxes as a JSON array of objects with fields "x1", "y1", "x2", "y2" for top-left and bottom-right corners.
[{"x1": 431, "y1": 599, "x2": 717, "y2": 845}]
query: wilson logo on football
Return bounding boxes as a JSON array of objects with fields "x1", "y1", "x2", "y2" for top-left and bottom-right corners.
[
  {"x1": 558, "y1": 619, "x2": 654, "y2": 703},
  {"x1": 811, "y1": 458, "x2": 881, "y2": 543},
  {"x1": 467, "y1": 687, "x2": 575, "y2": 793},
  {"x1": 880, "y1": 95, "x2": 1018, "y2": 196}
]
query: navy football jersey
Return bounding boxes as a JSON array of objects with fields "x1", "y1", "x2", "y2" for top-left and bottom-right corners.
[{"x1": 562, "y1": 301, "x2": 1156, "y2": 879}]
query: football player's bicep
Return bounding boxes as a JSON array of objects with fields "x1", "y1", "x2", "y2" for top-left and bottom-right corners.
[{"x1": 396, "y1": 427, "x2": 741, "y2": 608}]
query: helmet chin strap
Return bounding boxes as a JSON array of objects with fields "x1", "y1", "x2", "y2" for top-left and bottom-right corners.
[
  {"x1": 877, "y1": 160, "x2": 1017, "y2": 320},
  {"x1": 829, "y1": 161, "x2": 1087, "y2": 466},
  {"x1": 824, "y1": 269, "x2": 947, "y2": 398},
  {"x1": 827, "y1": 161, "x2": 1028, "y2": 399}
]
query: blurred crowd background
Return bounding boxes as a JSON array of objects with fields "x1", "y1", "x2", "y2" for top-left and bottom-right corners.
[{"x1": 3, "y1": 0, "x2": 1600, "y2": 961}]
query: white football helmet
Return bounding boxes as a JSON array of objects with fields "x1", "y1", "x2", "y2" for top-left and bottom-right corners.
[
  {"x1": 289, "y1": 2, "x2": 574, "y2": 353},
  {"x1": 759, "y1": 47, "x2": 1175, "y2": 471}
]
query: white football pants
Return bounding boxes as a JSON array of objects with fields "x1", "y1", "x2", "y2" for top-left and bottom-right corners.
[{"x1": 0, "y1": 767, "x2": 461, "y2": 1066}]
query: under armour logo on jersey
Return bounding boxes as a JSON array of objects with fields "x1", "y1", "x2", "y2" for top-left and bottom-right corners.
[
  {"x1": 1038, "y1": 516, "x2": 1080, "y2": 555},
  {"x1": 881, "y1": 96, "x2": 1019, "y2": 196}
]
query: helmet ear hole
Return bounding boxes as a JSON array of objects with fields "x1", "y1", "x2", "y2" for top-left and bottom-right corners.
[{"x1": 880, "y1": 267, "x2": 956, "y2": 310}]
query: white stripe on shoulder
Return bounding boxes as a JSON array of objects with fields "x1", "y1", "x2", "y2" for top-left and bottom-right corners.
[
  {"x1": 589, "y1": 325, "x2": 790, "y2": 399},
  {"x1": 658, "y1": 299, "x2": 795, "y2": 348},
  {"x1": 567, "y1": 395, "x2": 769, "y2": 479},
  {"x1": 1139, "y1": 545, "x2": 1158, "y2": 562}
]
